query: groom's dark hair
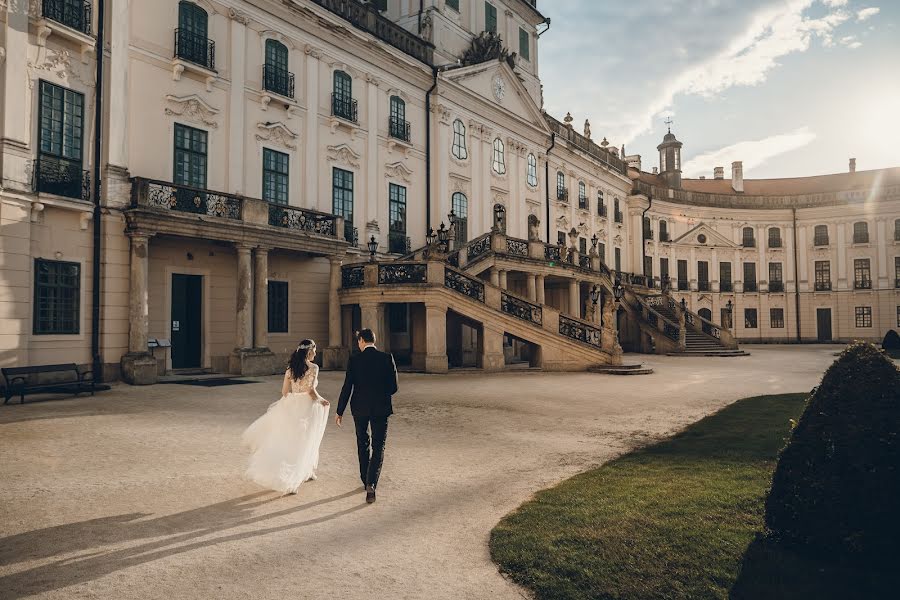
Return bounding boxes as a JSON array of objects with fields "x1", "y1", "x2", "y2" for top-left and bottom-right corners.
[{"x1": 357, "y1": 329, "x2": 376, "y2": 344}]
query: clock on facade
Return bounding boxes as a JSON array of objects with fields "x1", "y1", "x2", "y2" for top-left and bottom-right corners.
[
  {"x1": 492, "y1": 76, "x2": 506, "y2": 101},
  {"x1": 697, "y1": 234, "x2": 707, "y2": 244}
]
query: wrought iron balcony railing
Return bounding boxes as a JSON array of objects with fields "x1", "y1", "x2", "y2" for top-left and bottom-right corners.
[
  {"x1": 332, "y1": 94, "x2": 358, "y2": 123},
  {"x1": 34, "y1": 155, "x2": 90, "y2": 200},
  {"x1": 814, "y1": 282, "x2": 832, "y2": 291},
  {"x1": 263, "y1": 64, "x2": 295, "y2": 99},
  {"x1": 269, "y1": 203, "x2": 340, "y2": 238},
  {"x1": 698, "y1": 281, "x2": 710, "y2": 292},
  {"x1": 769, "y1": 238, "x2": 782, "y2": 248},
  {"x1": 578, "y1": 196, "x2": 588, "y2": 210},
  {"x1": 389, "y1": 117, "x2": 411, "y2": 142},
  {"x1": 742, "y1": 239, "x2": 756, "y2": 248},
  {"x1": 614, "y1": 211, "x2": 623, "y2": 223},
  {"x1": 659, "y1": 232, "x2": 670, "y2": 242},
  {"x1": 174, "y1": 28, "x2": 215, "y2": 71},
  {"x1": 769, "y1": 281, "x2": 784, "y2": 293},
  {"x1": 308, "y1": 0, "x2": 434, "y2": 65},
  {"x1": 388, "y1": 232, "x2": 411, "y2": 254},
  {"x1": 556, "y1": 188, "x2": 569, "y2": 202},
  {"x1": 677, "y1": 279, "x2": 689, "y2": 291},
  {"x1": 744, "y1": 281, "x2": 758, "y2": 292},
  {"x1": 853, "y1": 233, "x2": 869, "y2": 244},
  {"x1": 813, "y1": 236, "x2": 829, "y2": 246},
  {"x1": 854, "y1": 279, "x2": 872, "y2": 290},
  {"x1": 598, "y1": 204, "x2": 607, "y2": 218},
  {"x1": 720, "y1": 281, "x2": 733, "y2": 292},
  {"x1": 42, "y1": 0, "x2": 92, "y2": 35},
  {"x1": 896, "y1": 278, "x2": 900, "y2": 289}
]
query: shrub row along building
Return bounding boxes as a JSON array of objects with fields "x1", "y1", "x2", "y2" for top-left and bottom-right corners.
[{"x1": 1, "y1": 0, "x2": 898, "y2": 383}]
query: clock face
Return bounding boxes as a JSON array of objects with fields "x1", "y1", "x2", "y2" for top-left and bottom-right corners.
[{"x1": 492, "y1": 76, "x2": 506, "y2": 101}]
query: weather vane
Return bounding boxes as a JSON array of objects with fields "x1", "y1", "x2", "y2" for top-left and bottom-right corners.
[{"x1": 664, "y1": 117, "x2": 674, "y2": 133}]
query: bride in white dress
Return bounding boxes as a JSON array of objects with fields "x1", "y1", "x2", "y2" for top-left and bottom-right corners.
[{"x1": 242, "y1": 339, "x2": 330, "y2": 495}]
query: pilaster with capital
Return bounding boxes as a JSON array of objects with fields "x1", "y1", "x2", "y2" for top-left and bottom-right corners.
[{"x1": 253, "y1": 247, "x2": 270, "y2": 350}]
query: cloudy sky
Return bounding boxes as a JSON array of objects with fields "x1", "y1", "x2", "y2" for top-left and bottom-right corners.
[{"x1": 538, "y1": 0, "x2": 899, "y2": 179}]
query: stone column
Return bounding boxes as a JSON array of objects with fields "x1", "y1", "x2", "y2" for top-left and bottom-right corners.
[
  {"x1": 409, "y1": 303, "x2": 427, "y2": 371},
  {"x1": 253, "y1": 248, "x2": 270, "y2": 349},
  {"x1": 425, "y1": 303, "x2": 449, "y2": 373},
  {"x1": 568, "y1": 279, "x2": 580, "y2": 317},
  {"x1": 499, "y1": 269, "x2": 508, "y2": 290},
  {"x1": 323, "y1": 256, "x2": 348, "y2": 369},
  {"x1": 526, "y1": 273, "x2": 537, "y2": 301},
  {"x1": 490, "y1": 268, "x2": 500, "y2": 287},
  {"x1": 360, "y1": 302, "x2": 385, "y2": 350},
  {"x1": 481, "y1": 326, "x2": 506, "y2": 372},
  {"x1": 121, "y1": 233, "x2": 158, "y2": 385},
  {"x1": 536, "y1": 274, "x2": 546, "y2": 304},
  {"x1": 235, "y1": 244, "x2": 253, "y2": 350}
]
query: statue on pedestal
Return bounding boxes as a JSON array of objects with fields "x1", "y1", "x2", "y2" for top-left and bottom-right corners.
[{"x1": 527, "y1": 214, "x2": 541, "y2": 242}]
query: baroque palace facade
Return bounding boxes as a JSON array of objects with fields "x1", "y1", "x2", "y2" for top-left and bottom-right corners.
[{"x1": 1, "y1": 0, "x2": 898, "y2": 383}]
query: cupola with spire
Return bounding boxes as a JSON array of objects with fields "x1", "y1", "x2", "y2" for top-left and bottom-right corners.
[{"x1": 657, "y1": 118, "x2": 683, "y2": 189}]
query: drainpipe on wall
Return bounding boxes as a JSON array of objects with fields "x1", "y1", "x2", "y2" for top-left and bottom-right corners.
[
  {"x1": 544, "y1": 133, "x2": 555, "y2": 243},
  {"x1": 641, "y1": 194, "x2": 652, "y2": 280},
  {"x1": 91, "y1": 0, "x2": 106, "y2": 382},
  {"x1": 792, "y1": 208, "x2": 801, "y2": 342},
  {"x1": 425, "y1": 66, "x2": 438, "y2": 230}
]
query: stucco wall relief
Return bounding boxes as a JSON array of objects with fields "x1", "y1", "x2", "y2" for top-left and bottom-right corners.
[
  {"x1": 164, "y1": 94, "x2": 219, "y2": 128},
  {"x1": 255, "y1": 122, "x2": 298, "y2": 150},
  {"x1": 327, "y1": 144, "x2": 361, "y2": 169}
]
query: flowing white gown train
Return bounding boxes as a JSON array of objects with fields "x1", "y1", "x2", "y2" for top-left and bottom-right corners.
[{"x1": 242, "y1": 363, "x2": 329, "y2": 494}]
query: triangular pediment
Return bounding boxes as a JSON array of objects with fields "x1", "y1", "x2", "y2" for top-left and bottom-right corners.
[
  {"x1": 672, "y1": 222, "x2": 737, "y2": 248},
  {"x1": 442, "y1": 61, "x2": 549, "y2": 134}
]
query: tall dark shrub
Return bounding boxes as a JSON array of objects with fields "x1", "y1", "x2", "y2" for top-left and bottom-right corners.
[
  {"x1": 765, "y1": 342, "x2": 900, "y2": 565},
  {"x1": 883, "y1": 329, "x2": 900, "y2": 351}
]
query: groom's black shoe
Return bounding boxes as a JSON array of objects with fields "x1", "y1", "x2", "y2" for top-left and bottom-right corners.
[{"x1": 365, "y1": 484, "x2": 376, "y2": 504}]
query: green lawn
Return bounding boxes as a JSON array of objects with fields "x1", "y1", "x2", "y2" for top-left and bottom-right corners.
[{"x1": 490, "y1": 394, "x2": 897, "y2": 600}]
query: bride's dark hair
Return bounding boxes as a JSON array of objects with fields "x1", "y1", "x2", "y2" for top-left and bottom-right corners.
[{"x1": 288, "y1": 339, "x2": 316, "y2": 381}]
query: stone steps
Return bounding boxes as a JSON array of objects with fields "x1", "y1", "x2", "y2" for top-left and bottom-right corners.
[{"x1": 588, "y1": 364, "x2": 654, "y2": 375}]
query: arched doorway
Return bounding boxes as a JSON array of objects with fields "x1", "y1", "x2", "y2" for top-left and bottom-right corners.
[{"x1": 698, "y1": 307, "x2": 712, "y2": 322}]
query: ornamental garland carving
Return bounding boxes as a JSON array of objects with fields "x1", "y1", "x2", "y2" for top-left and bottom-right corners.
[
  {"x1": 327, "y1": 144, "x2": 361, "y2": 169},
  {"x1": 228, "y1": 8, "x2": 251, "y2": 25},
  {"x1": 164, "y1": 94, "x2": 220, "y2": 128},
  {"x1": 385, "y1": 161, "x2": 413, "y2": 183},
  {"x1": 256, "y1": 121, "x2": 298, "y2": 150}
]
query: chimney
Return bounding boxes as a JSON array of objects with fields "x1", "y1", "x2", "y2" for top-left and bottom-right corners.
[
  {"x1": 731, "y1": 161, "x2": 744, "y2": 193},
  {"x1": 652, "y1": 167, "x2": 658, "y2": 175},
  {"x1": 714, "y1": 167, "x2": 724, "y2": 180},
  {"x1": 849, "y1": 158, "x2": 856, "y2": 173}
]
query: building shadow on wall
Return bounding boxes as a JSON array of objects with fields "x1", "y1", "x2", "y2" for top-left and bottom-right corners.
[{"x1": 0, "y1": 489, "x2": 363, "y2": 597}]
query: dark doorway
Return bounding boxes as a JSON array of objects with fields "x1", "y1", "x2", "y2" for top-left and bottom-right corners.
[
  {"x1": 816, "y1": 308, "x2": 832, "y2": 342},
  {"x1": 171, "y1": 274, "x2": 202, "y2": 369},
  {"x1": 698, "y1": 307, "x2": 712, "y2": 322}
]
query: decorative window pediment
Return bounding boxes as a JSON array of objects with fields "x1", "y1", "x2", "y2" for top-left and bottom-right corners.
[
  {"x1": 255, "y1": 121, "x2": 298, "y2": 150},
  {"x1": 164, "y1": 94, "x2": 220, "y2": 128},
  {"x1": 327, "y1": 143, "x2": 361, "y2": 169}
]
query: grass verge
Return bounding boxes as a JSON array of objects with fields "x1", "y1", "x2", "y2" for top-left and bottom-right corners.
[{"x1": 490, "y1": 394, "x2": 896, "y2": 599}]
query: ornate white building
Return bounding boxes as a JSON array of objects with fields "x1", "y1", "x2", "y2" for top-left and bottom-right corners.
[{"x1": 0, "y1": 0, "x2": 897, "y2": 385}]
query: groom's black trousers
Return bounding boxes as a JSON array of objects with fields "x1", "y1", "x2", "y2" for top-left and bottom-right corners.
[{"x1": 353, "y1": 415, "x2": 389, "y2": 488}]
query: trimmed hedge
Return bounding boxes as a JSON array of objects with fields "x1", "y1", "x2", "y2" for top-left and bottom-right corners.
[{"x1": 765, "y1": 342, "x2": 900, "y2": 566}]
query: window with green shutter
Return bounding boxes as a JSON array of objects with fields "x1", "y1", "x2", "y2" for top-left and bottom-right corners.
[
  {"x1": 519, "y1": 27, "x2": 530, "y2": 60},
  {"x1": 485, "y1": 2, "x2": 496, "y2": 33},
  {"x1": 262, "y1": 148, "x2": 289, "y2": 205},
  {"x1": 173, "y1": 123, "x2": 208, "y2": 188}
]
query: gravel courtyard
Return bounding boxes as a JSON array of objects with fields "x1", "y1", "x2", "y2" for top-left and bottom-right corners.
[{"x1": 0, "y1": 346, "x2": 843, "y2": 600}]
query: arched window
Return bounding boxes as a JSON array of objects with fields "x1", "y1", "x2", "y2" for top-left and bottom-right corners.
[
  {"x1": 491, "y1": 138, "x2": 506, "y2": 174},
  {"x1": 578, "y1": 181, "x2": 587, "y2": 210},
  {"x1": 643, "y1": 216, "x2": 652, "y2": 240},
  {"x1": 768, "y1": 227, "x2": 782, "y2": 248},
  {"x1": 853, "y1": 221, "x2": 869, "y2": 244},
  {"x1": 332, "y1": 70, "x2": 356, "y2": 121},
  {"x1": 451, "y1": 119, "x2": 467, "y2": 160},
  {"x1": 451, "y1": 192, "x2": 468, "y2": 245},
  {"x1": 526, "y1": 153, "x2": 537, "y2": 187},
  {"x1": 263, "y1": 39, "x2": 292, "y2": 98},
  {"x1": 659, "y1": 220, "x2": 668, "y2": 241},
  {"x1": 814, "y1": 224, "x2": 829, "y2": 246},
  {"x1": 177, "y1": 2, "x2": 212, "y2": 69},
  {"x1": 556, "y1": 171, "x2": 566, "y2": 201},
  {"x1": 389, "y1": 96, "x2": 408, "y2": 141},
  {"x1": 742, "y1": 226, "x2": 755, "y2": 247}
]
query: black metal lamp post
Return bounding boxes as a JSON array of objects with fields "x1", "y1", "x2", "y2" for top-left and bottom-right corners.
[
  {"x1": 367, "y1": 235, "x2": 378, "y2": 261},
  {"x1": 426, "y1": 227, "x2": 437, "y2": 246},
  {"x1": 590, "y1": 285, "x2": 601, "y2": 305},
  {"x1": 493, "y1": 204, "x2": 506, "y2": 232},
  {"x1": 591, "y1": 233, "x2": 598, "y2": 250},
  {"x1": 680, "y1": 297, "x2": 687, "y2": 311},
  {"x1": 613, "y1": 277, "x2": 624, "y2": 303},
  {"x1": 725, "y1": 299, "x2": 733, "y2": 330},
  {"x1": 437, "y1": 222, "x2": 449, "y2": 252}
]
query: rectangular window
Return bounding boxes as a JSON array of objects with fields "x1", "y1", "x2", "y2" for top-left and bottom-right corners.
[
  {"x1": 519, "y1": 27, "x2": 530, "y2": 60},
  {"x1": 579, "y1": 237, "x2": 587, "y2": 256},
  {"x1": 855, "y1": 306, "x2": 872, "y2": 328},
  {"x1": 388, "y1": 183, "x2": 407, "y2": 254},
  {"x1": 698, "y1": 261, "x2": 709, "y2": 291},
  {"x1": 174, "y1": 123, "x2": 208, "y2": 188},
  {"x1": 720, "y1": 262, "x2": 732, "y2": 292},
  {"x1": 644, "y1": 256, "x2": 653, "y2": 279},
  {"x1": 599, "y1": 243, "x2": 606, "y2": 263},
  {"x1": 815, "y1": 261, "x2": 831, "y2": 291},
  {"x1": 854, "y1": 258, "x2": 871, "y2": 289},
  {"x1": 33, "y1": 259, "x2": 80, "y2": 335},
  {"x1": 677, "y1": 259, "x2": 688, "y2": 290},
  {"x1": 332, "y1": 168, "x2": 354, "y2": 243},
  {"x1": 770, "y1": 308, "x2": 785, "y2": 328},
  {"x1": 485, "y1": 2, "x2": 497, "y2": 33},
  {"x1": 446, "y1": 0, "x2": 459, "y2": 11},
  {"x1": 38, "y1": 81, "x2": 85, "y2": 199},
  {"x1": 615, "y1": 247, "x2": 621, "y2": 272},
  {"x1": 557, "y1": 231, "x2": 566, "y2": 246},
  {"x1": 743, "y1": 262, "x2": 757, "y2": 292},
  {"x1": 814, "y1": 225, "x2": 829, "y2": 246},
  {"x1": 768, "y1": 262, "x2": 783, "y2": 292},
  {"x1": 267, "y1": 281, "x2": 288, "y2": 333},
  {"x1": 660, "y1": 257, "x2": 669, "y2": 281},
  {"x1": 262, "y1": 148, "x2": 289, "y2": 205},
  {"x1": 744, "y1": 308, "x2": 758, "y2": 329},
  {"x1": 895, "y1": 256, "x2": 900, "y2": 288},
  {"x1": 853, "y1": 222, "x2": 869, "y2": 244}
]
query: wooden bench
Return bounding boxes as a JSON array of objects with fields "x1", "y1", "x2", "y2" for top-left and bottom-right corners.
[{"x1": 2, "y1": 363, "x2": 95, "y2": 405}]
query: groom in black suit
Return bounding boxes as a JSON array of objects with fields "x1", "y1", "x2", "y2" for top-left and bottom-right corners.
[{"x1": 336, "y1": 328, "x2": 399, "y2": 504}]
